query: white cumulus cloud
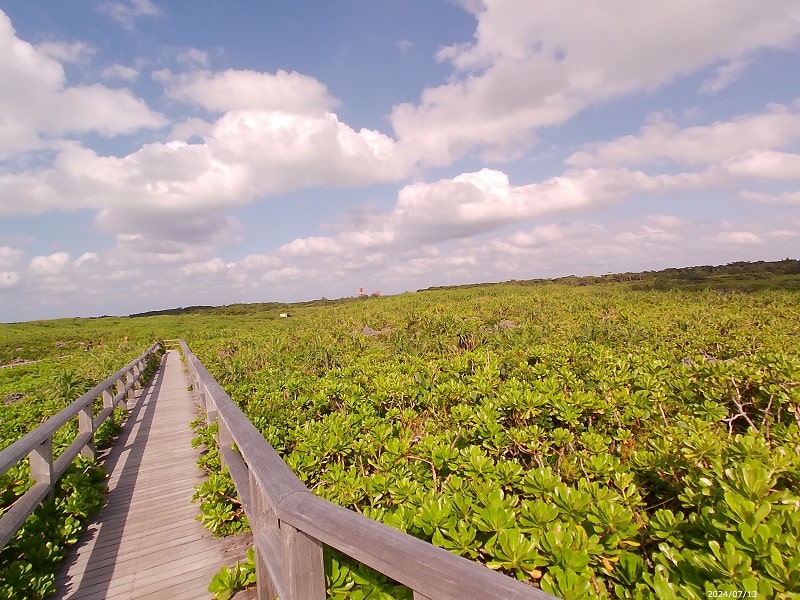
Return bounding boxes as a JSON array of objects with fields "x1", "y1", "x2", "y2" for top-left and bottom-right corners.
[
  {"x1": 722, "y1": 150, "x2": 800, "y2": 180},
  {"x1": 567, "y1": 102, "x2": 800, "y2": 168},
  {"x1": 155, "y1": 68, "x2": 337, "y2": 114},
  {"x1": 740, "y1": 190, "x2": 800, "y2": 204},
  {"x1": 0, "y1": 103, "x2": 407, "y2": 242},
  {"x1": 275, "y1": 166, "x2": 657, "y2": 259},
  {"x1": 0, "y1": 11, "x2": 166, "y2": 158},
  {"x1": 0, "y1": 246, "x2": 24, "y2": 268},
  {"x1": 391, "y1": 0, "x2": 800, "y2": 165}
]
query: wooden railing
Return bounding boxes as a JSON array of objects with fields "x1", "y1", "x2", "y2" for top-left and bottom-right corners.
[
  {"x1": 181, "y1": 340, "x2": 557, "y2": 600},
  {"x1": 0, "y1": 342, "x2": 162, "y2": 550}
]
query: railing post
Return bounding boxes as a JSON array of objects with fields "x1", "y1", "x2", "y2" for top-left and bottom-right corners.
[
  {"x1": 250, "y1": 472, "x2": 281, "y2": 600},
  {"x1": 126, "y1": 369, "x2": 136, "y2": 401},
  {"x1": 0, "y1": 343, "x2": 166, "y2": 555},
  {"x1": 195, "y1": 373, "x2": 208, "y2": 414},
  {"x1": 218, "y1": 417, "x2": 232, "y2": 451},
  {"x1": 102, "y1": 386, "x2": 114, "y2": 423},
  {"x1": 207, "y1": 395, "x2": 218, "y2": 426},
  {"x1": 116, "y1": 378, "x2": 126, "y2": 409},
  {"x1": 29, "y1": 437, "x2": 54, "y2": 490},
  {"x1": 103, "y1": 387, "x2": 114, "y2": 408},
  {"x1": 132, "y1": 362, "x2": 141, "y2": 388},
  {"x1": 283, "y1": 524, "x2": 326, "y2": 600},
  {"x1": 78, "y1": 402, "x2": 95, "y2": 459}
]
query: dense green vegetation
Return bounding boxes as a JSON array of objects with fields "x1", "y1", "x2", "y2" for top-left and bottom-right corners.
[
  {"x1": 0, "y1": 457, "x2": 110, "y2": 598},
  {"x1": 2, "y1": 260, "x2": 799, "y2": 599},
  {"x1": 0, "y1": 327, "x2": 163, "y2": 599},
  {"x1": 185, "y1": 284, "x2": 800, "y2": 598}
]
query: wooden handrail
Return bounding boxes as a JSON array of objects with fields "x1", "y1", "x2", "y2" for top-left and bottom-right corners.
[
  {"x1": 180, "y1": 340, "x2": 557, "y2": 600},
  {"x1": 0, "y1": 342, "x2": 162, "y2": 550}
]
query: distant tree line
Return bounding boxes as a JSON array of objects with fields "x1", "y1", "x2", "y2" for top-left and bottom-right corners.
[
  {"x1": 418, "y1": 259, "x2": 800, "y2": 293},
  {"x1": 129, "y1": 259, "x2": 799, "y2": 317}
]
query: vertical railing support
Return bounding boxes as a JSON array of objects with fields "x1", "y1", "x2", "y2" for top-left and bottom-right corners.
[
  {"x1": 196, "y1": 374, "x2": 208, "y2": 414},
  {"x1": 29, "y1": 437, "x2": 54, "y2": 490},
  {"x1": 283, "y1": 524, "x2": 326, "y2": 600},
  {"x1": 207, "y1": 395, "x2": 218, "y2": 426},
  {"x1": 218, "y1": 417, "x2": 232, "y2": 451},
  {"x1": 78, "y1": 402, "x2": 95, "y2": 459},
  {"x1": 250, "y1": 472, "x2": 281, "y2": 600},
  {"x1": 116, "y1": 378, "x2": 126, "y2": 409},
  {"x1": 126, "y1": 369, "x2": 136, "y2": 401},
  {"x1": 132, "y1": 362, "x2": 141, "y2": 391},
  {"x1": 102, "y1": 386, "x2": 115, "y2": 424}
]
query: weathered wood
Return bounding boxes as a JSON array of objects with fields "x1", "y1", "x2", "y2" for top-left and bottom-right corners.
[
  {"x1": 250, "y1": 470, "x2": 282, "y2": 600},
  {"x1": 0, "y1": 482, "x2": 51, "y2": 548},
  {"x1": 282, "y1": 493, "x2": 554, "y2": 600},
  {"x1": 53, "y1": 432, "x2": 94, "y2": 479},
  {"x1": 0, "y1": 343, "x2": 159, "y2": 474},
  {"x1": 283, "y1": 523, "x2": 325, "y2": 600},
  {"x1": 220, "y1": 444, "x2": 252, "y2": 512},
  {"x1": 54, "y1": 350, "x2": 231, "y2": 600},
  {"x1": 102, "y1": 387, "x2": 113, "y2": 409},
  {"x1": 115, "y1": 378, "x2": 126, "y2": 409},
  {"x1": 28, "y1": 437, "x2": 53, "y2": 486},
  {"x1": 254, "y1": 531, "x2": 285, "y2": 600},
  {"x1": 191, "y1": 371, "x2": 207, "y2": 413},
  {"x1": 126, "y1": 369, "x2": 136, "y2": 400},
  {"x1": 78, "y1": 404, "x2": 95, "y2": 459},
  {"x1": 218, "y1": 413, "x2": 233, "y2": 449},
  {"x1": 92, "y1": 406, "x2": 114, "y2": 430},
  {"x1": 206, "y1": 392, "x2": 218, "y2": 425},
  {"x1": 183, "y1": 343, "x2": 308, "y2": 504},
  {"x1": 0, "y1": 343, "x2": 160, "y2": 553}
]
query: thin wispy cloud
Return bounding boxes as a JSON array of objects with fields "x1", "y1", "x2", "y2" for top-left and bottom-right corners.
[
  {"x1": 98, "y1": 0, "x2": 162, "y2": 30},
  {"x1": 35, "y1": 40, "x2": 96, "y2": 63},
  {"x1": 700, "y1": 58, "x2": 751, "y2": 94},
  {"x1": 101, "y1": 63, "x2": 140, "y2": 81},
  {"x1": 396, "y1": 39, "x2": 413, "y2": 54},
  {"x1": 177, "y1": 47, "x2": 210, "y2": 68}
]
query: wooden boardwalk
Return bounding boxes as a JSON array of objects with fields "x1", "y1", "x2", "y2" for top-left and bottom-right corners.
[{"x1": 53, "y1": 350, "x2": 229, "y2": 600}]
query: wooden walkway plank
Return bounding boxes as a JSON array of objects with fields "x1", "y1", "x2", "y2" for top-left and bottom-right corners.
[{"x1": 53, "y1": 350, "x2": 228, "y2": 600}]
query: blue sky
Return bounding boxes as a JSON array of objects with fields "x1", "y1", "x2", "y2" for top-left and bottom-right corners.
[{"x1": 1, "y1": 1, "x2": 799, "y2": 322}]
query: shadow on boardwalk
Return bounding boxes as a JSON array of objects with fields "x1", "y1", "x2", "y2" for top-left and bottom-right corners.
[
  {"x1": 53, "y1": 355, "x2": 164, "y2": 598},
  {"x1": 53, "y1": 350, "x2": 228, "y2": 600}
]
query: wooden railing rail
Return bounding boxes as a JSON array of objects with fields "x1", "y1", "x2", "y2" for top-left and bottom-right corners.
[
  {"x1": 0, "y1": 342, "x2": 162, "y2": 550},
  {"x1": 180, "y1": 340, "x2": 557, "y2": 600}
]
